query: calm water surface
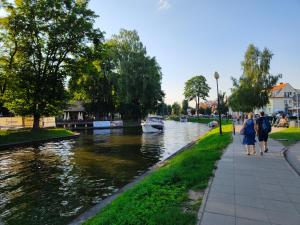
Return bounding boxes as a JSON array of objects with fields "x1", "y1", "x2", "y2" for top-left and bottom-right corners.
[{"x1": 0, "y1": 121, "x2": 208, "y2": 225}]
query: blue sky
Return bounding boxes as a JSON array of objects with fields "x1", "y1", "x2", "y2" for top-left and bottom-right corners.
[
  {"x1": 89, "y1": 0, "x2": 300, "y2": 105},
  {"x1": 1, "y1": 0, "x2": 299, "y2": 105}
]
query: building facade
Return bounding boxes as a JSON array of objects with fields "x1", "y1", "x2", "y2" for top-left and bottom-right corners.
[{"x1": 263, "y1": 83, "x2": 300, "y2": 115}]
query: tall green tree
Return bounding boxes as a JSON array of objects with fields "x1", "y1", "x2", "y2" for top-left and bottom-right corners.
[
  {"x1": 217, "y1": 92, "x2": 229, "y2": 114},
  {"x1": 228, "y1": 44, "x2": 281, "y2": 112},
  {"x1": 68, "y1": 43, "x2": 116, "y2": 119},
  {"x1": 184, "y1": 75, "x2": 210, "y2": 115},
  {"x1": 181, "y1": 99, "x2": 189, "y2": 115},
  {"x1": 1, "y1": 0, "x2": 101, "y2": 129},
  {"x1": 107, "y1": 29, "x2": 164, "y2": 120},
  {"x1": 171, "y1": 102, "x2": 181, "y2": 116},
  {"x1": 0, "y1": 17, "x2": 18, "y2": 106},
  {"x1": 157, "y1": 102, "x2": 170, "y2": 116}
]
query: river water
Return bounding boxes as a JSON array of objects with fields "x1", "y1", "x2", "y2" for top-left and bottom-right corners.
[{"x1": 0, "y1": 121, "x2": 208, "y2": 225}]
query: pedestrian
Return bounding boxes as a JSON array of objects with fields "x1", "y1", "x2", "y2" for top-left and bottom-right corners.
[
  {"x1": 256, "y1": 111, "x2": 271, "y2": 155},
  {"x1": 241, "y1": 112, "x2": 257, "y2": 155}
]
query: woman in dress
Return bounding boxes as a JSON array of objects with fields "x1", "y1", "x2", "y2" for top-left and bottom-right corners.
[{"x1": 241, "y1": 112, "x2": 257, "y2": 155}]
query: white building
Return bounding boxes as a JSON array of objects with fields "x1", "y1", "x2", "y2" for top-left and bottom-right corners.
[{"x1": 262, "y1": 82, "x2": 300, "y2": 115}]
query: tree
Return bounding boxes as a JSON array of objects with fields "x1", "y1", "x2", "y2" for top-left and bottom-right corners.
[
  {"x1": 0, "y1": 18, "x2": 18, "y2": 106},
  {"x1": 107, "y1": 29, "x2": 164, "y2": 120},
  {"x1": 184, "y1": 75, "x2": 210, "y2": 115},
  {"x1": 1, "y1": 0, "x2": 101, "y2": 129},
  {"x1": 218, "y1": 92, "x2": 229, "y2": 114},
  {"x1": 181, "y1": 99, "x2": 189, "y2": 115},
  {"x1": 228, "y1": 44, "x2": 281, "y2": 112},
  {"x1": 167, "y1": 105, "x2": 172, "y2": 115},
  {"x1": 157, "y1": 102, "x2": 170, "y2": 116},
  {"x1": 171, "y1": 102, "x2": 181, "y2": 116},
  {"x1": 68, "y1": 43, "x2": 116, "y2": 119}
]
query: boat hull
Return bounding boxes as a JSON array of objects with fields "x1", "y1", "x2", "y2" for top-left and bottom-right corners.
[{"x1": 142, "y1": 123, "x2": 164, "y2": 133}]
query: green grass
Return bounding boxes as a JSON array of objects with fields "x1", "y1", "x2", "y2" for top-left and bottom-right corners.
[
  {"x1": 188, "y1": 117, "x2": 232, "y2": 125},
  {"x1": 270, "y1": 127, "x2": 300, "y2": 146},
  {"x1": 84, "y1": 124, "x2": 233, "y2": 225},
  {"x1": 168, "y1": 116, "x2": 232, "y2": 125},
  {"x1": 0, "y1": 128, "x2": 75, "y2": 145}
]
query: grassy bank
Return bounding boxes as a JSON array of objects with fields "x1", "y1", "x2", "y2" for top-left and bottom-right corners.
[
  {"x1": 168, "y1": 115, "x2": 232, "y2": 125},
  {"x1": 270, "y1": 127, "x2": 300, "y2": 146},
  {"x1": 84, "y1": 124, "x2": 232, "y2": 225},
  {"x1": 0, "y1": 128, "x2": 75, "y2": 145},
  {"x1": 188, "y1": 117, "x2": 231, "y2": 125}
]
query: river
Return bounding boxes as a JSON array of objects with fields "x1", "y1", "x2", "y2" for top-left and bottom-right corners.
[{"x1": 0, "y1": 121, "x2": 208, "y2": 225}]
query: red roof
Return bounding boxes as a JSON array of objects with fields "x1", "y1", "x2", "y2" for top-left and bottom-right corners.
[{"x1": 272, "y1": 82, "x2": 287, "y2": 91}]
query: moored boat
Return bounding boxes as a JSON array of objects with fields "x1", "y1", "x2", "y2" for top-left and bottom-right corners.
[
  {"x1": 141, "y1": 116, "x2": 164, "y2": 133},
  {"x1": 180, "y1": 115, "x2": 188, "y2": 122}
]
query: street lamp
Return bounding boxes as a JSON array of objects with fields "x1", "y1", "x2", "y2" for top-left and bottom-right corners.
[{"x1": 214, "y1": 71, "x2": 222, "y2": 135}]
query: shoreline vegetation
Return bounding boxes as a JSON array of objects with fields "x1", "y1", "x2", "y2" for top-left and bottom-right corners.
[
  {"x1": 270, "y1": 127, "x2": 300, "y2": 146},
  {"x1": 168, "y1": 115, "x2": 232, "y2": 125},
  {"x1": 83, "y1": 124, "x2": 232, "y2": 225},
  {"x1": 0, "y1": 128, "x2": 76, "y2": 147}
]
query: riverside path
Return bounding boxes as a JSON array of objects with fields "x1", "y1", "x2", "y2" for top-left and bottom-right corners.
[{"x1": 198, "y1": 132, "x2": 300, "y2": 225}]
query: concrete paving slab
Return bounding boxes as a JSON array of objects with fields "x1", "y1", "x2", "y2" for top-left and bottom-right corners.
[
  {"x1": 236, "y1": 217, "x2": 271, "y2": 225},
  {"x1": 235, "y1": 205, "x2": 269, "y2": 222},
  {"x1": 201, "y1": 212, "x2": 235, "y2": 225},
  {"x1": 205, "y1": 201, "x2": 235, "y2": 216}
]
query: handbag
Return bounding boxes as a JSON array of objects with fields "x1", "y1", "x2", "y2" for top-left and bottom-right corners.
[{"x1": 240, "y1": 127, "x2": 245, "y2": 135}]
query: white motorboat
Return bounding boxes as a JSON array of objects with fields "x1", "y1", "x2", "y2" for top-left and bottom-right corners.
[
  {"x1": 141, "y1": 116, "x2": 164, "y2": 133},
  {"x1": 180, "y1": 115, "x2": 188, "y2": 122}
]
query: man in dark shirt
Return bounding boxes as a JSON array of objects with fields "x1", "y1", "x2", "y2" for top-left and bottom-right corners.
[{"x1": 256, "y1": 111, "x2": 271, "y2": 155}]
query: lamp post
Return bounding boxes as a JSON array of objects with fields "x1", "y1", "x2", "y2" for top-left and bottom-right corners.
[
  {"x1": 297, "y1": 93, "x2": 299, "y2": 128},
  {"x1": 214, "y1": 71, "x2": 222, "y2": 135}
]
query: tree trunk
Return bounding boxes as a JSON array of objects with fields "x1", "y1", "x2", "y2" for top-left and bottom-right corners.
[{"x1": 32, "y1": 114, "x2": 40, "y2": 130}]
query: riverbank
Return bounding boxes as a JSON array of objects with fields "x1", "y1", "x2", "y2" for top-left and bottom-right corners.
[
  {"x1": 168, "y1": 116, "x2": 231, "y2": 125},
  {"x1": 0, "y1": 128, "x2": 78, "y2": 149},
  {"x1": 269, "y1": 127, "x2": 300, "y2": 146},
  {"x1": 82, "y1": 124, "x2": 232, "y2": 225}
]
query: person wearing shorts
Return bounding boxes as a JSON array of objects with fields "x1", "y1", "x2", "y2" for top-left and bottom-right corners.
[{"x1": 256, "y1": 111, "x2": 270, "y2": 155}]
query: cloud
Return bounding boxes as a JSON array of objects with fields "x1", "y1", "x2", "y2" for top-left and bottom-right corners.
[{"x1": 157, "y1": 0, "x2": 171, "y2": 10}]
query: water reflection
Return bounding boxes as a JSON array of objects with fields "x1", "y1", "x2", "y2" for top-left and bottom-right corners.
[{"x1": 0, "y1": 121, "x2": 208, "y2": 225}]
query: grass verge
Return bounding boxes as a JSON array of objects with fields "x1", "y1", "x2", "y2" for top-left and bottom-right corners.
[
  {"x1": 270, "y1": 127, "x2": 300, "y2": 146},
  {"x1": 188, "y1": 117, "x2": 232, "y2": 125},
  {"x1": 0, "y1": 128, "x2": 75, "y2": 145},
  {"x1": 84, "y1": 124, "x2": 232, "y2": 225},
  {"x1": 168, "y1": 115, "x2": 232, "y2": 125}
]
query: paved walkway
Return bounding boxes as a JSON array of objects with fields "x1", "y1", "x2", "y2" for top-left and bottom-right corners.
[
  {"x1": 285, "y1": 143, "x2": 300, "y2": 175},
  {"x1": 198, "y1": 133, "x2": 300, "y2": 225}
]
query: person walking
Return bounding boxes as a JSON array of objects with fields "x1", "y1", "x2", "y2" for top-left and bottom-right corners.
[
  {"x1": 241, "y1": 112, "x2": 257, "y2": 155},
  {"x1": 256, "y1": 111, "x2": 271, "y2": 155}
]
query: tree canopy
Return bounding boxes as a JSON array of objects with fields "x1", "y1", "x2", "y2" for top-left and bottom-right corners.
[
  {"x1": 228, "y1": 44, "x2": 281, "y2": 112},
  {"x1": 171, "y1": 102, "x2": 181, "y2": 116},
  {"x1": 184, "y1": 75, "x2": 210, "y2": 115},
  {"x1": 68, "y1": 43, "x2": 116, "y2": 119},
  {"x1": 0, "y1": 2, "x2": 165, "y2": 127},
  {"x1": 1, "y1": 0, "x2": 101, "y2": 128},
  {"x1": 181, "y1": 99, "x2": 189, "y2": 115},
  {"x1": 107, "y1": 29, "x2": 164, "y2": 120}
]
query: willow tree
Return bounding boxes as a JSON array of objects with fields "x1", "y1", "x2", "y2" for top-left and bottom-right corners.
[
  {"x1": 184, "y1": 75, "x2": 210, "y2": 115},
  {"x1": 68, "y1": 43, "x2": 116, "y2": 119},
  {"x1": 107, "y1": 29, "x2": 164, "y2": 120},
  {"x1": 1, "y1": 0, "x2": 101, "y2": 129},
  {"x1": 228, "y1": 44, "x2": 281, "y2": 112}
]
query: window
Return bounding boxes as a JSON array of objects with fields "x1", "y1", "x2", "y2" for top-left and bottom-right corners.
[{"x1": 284, "y1": 100, "x2": 288, "y2": 105}]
